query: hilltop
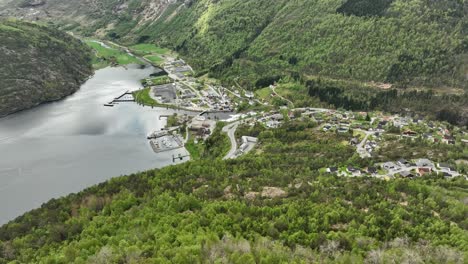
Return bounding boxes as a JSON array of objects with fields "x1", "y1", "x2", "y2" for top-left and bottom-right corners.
[{"x1": 0, "y1": 20, "x2": 93, "y2": 116}]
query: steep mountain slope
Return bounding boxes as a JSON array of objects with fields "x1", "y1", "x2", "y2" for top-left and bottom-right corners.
[
  {"x1": 3, "y1": 0, "x2": 466, "y2": 90},
  {"x1": 138, "y1": 0, "x2": 467, "y2": 89},
  {"x1": 0, "y1": 20, "x2": 93, "y2": 116},
  {"x1": 0, "y1": 0, "x2": 175, "y2": 37}
]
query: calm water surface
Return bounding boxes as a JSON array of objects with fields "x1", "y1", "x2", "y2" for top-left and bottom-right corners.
[{"x1": 0, "y1": 65, "x2": 191, "y2": 225}]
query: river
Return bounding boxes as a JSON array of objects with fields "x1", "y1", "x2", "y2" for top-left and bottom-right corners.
[{"x1": 0, "y1": 65, "x2": 193, "y2": 225}]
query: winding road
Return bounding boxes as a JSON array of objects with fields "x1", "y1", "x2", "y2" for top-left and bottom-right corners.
[
  {"x1": 222, "y1": 122, "x2": 239, "y2": 160},
  {"x1": 271, "y1": 86, "x2": 294, "y2": 108}
]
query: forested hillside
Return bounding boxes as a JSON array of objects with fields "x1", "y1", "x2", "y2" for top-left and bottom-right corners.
[
  {"x1": 0, "y1": 120, "x2": 467, "y2": 263},
  {"x1": 0, "y1": 20, "x2": 93, "y2": 116},
  {"x1": 136, "y1": 0, "x2": 468, "y2": 89},
  {"x1": 306, "y1": 77, "x2": 468, "y2": 126}
]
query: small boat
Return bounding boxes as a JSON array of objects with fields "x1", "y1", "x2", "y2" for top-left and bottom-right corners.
[{"x1": 104, "y1": 103, "x2": 114, "y2": 107}]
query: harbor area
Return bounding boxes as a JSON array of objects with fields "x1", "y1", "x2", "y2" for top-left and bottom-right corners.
[
  {"x1": 148, "y1": 130, "x2": 184, "y2": 153},
  {"x1": 104, "y1": 91, "x2": 135, "y2": 106}
]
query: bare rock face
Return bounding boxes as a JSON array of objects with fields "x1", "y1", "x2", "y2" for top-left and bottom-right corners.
[
  {"x1": 244, "y1": 192, "x2": 259, "y2": 200},
  {"x1": 261, "y1": 187, "x2": 287, "y2": 198}
]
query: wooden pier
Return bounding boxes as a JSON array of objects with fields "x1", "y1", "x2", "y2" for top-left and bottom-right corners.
[
  {"x1": 104, "y1": 91, "x2": 135, "y2": 107},
  {"x1": 113, "y1": 91, "x2": 135, "y2": 102},
  {"x1": 199, "y1": 110, "x2": 232, "y2": 116}
]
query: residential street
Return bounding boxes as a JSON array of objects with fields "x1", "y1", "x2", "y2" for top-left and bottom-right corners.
[{"x1": 355, "y1": 129, "x2": 373, "y2": 158}]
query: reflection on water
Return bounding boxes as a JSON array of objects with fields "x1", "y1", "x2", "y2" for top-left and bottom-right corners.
[{"x1": 0, "y1": 65, "x2": 191, "y2": 225}]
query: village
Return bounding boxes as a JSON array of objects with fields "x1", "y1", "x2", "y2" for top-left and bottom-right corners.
[
  {"x1": 140, "y1": 58, "x2": 239, "y2": 112},
  {"x1": 110, "y1": 47, "x2": 467, "y2": 181},
  {"x1": 251, "y1": 107, "x2": 467, "y2": 179}
]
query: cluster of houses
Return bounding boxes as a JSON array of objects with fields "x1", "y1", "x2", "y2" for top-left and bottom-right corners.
[
  {"x1": 327, "y1": 158, "x2": 463, "y2": 179},
  {"x1": 189, "y1": 116, "x2": 216, "y2": 139},
  {"x1": 164, "y1": 59, "x2": 193, "y2": 79},
  {"x1": 389, "y1": 115, "x2": 463, "y2": 145},
  {"x1": 322, "y1": 123, "x2": 351, "y2": 133},
  {"x1": 199, "y1": 88, "x2": 233, "y2": 112},
  {"x1": 259, "y1": 112, "x2": 284, "y2": 128},
  {"x1": 350, "y1": 137, "x2": 379, "y2": 154},
  {"x1": 298, "y1": 108, "x2": 355, "y2": 128},
  {"x1": 143, "y1": 76, "x2": 235, "y2": 112},
  {"x1": 380, "y1": 158, "x2": 461, "y2": 178}
]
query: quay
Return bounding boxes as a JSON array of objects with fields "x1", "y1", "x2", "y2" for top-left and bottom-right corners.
[{"x1": 149, "y1": 134, "x2": 184, "y2": 153}]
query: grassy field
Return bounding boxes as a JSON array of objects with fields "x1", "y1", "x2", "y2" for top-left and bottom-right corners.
[
  {"x1": 255, "y1": 87, "x2": 273, "y2": 100},
  {"x1": 185, "y1": 137, "x2": 203, "y2": 160},
  {"x1": 85, "y1": 41, "x2": 142, "y2": 67},
  {"x1": 129, "y1": 43, "x2": 170, "y2": 66},
  {"x1": 144, "y1": 55, "x2": 164, "y2": 65},
  {"x1": 129, "y1": 44, "x2": 169, "y2": 55},
  {"x1": 133, "y1": 88, "x2": 158, "y2": 106},
  {"x1": 148, "y1": 76, "x2": 172, "y2": 85}
]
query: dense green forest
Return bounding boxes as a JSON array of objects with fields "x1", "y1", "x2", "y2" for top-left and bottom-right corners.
[
  {"x1": 0, "y1": 19, "x2": 93, "y2": 116},
  {"x1": 3, "y1": 0, "x2": 466, "y2": 90},
  {"x1": 306, "y1": 78, "x2": 468, "y2": 127},
  {"x1": 1, "y1": 120, "x2": 466, "y2": 263},
  {"x1": 134, "y1": 0, "x2": 467, "y2": 90}
]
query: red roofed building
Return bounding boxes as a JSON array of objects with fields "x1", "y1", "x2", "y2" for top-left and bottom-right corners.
[{"x1": 418, "y1": 168, "x2": 432, "y2": 176}]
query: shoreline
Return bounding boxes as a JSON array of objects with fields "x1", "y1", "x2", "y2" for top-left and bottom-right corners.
[{"x1": 0, "y1": 69, "x2": 95, "y2": 119}]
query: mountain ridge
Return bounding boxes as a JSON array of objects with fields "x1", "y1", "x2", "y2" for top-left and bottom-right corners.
[{"x1": 2, "y1": 0, "x2": 466, "y2": 90}]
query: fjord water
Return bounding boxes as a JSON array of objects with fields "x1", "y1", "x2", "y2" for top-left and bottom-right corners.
[{"x1": 0, "y1": 65, "x2": 189, "y2": 225}]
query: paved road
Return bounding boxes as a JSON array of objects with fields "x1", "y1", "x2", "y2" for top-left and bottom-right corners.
[
  {"x1": 355, "y1": 129, "x2": 373, "y2": 158},
  {"x1": 222, "y1": 123, "x2": 239, "y2": 160}
]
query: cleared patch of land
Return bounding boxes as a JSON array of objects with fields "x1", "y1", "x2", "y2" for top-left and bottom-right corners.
[
  {"x1": 144, "y1": 55, "x2": 164, "y2": 65},
  {"x1": 129, "y1": 44, "x2": 169, "y2": 55},
  {"x1": 85, "y1": 41, "x2": 142, "y2": 68},
  {"x1": 129, "y1": 44, "x2": 170, "y2": 66}
]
